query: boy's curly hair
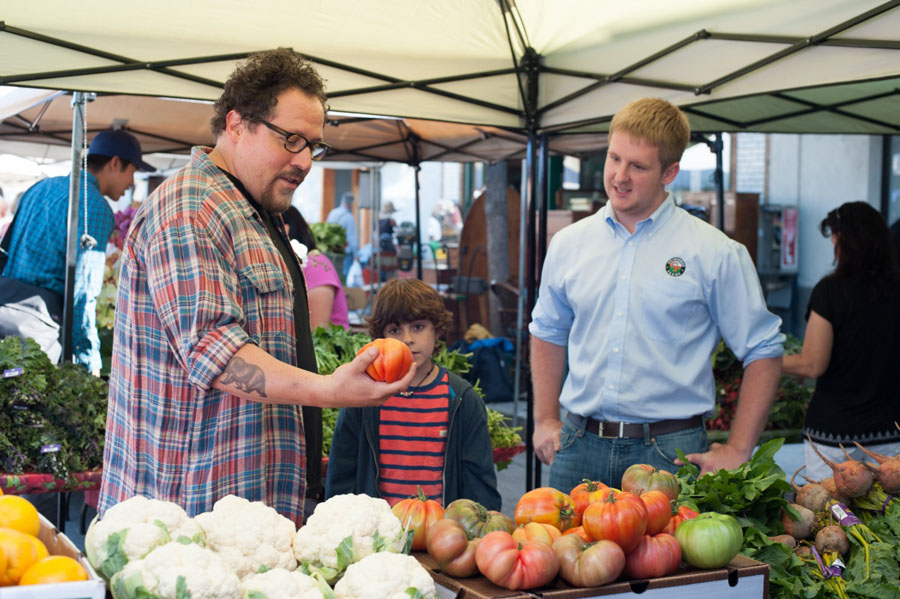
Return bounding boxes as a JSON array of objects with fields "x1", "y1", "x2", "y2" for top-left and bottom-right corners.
[
  {"x1": 367, "y1": 279, "x2": 454, "y2": 345},
  {"x1": 211, "y1": 48, "x2": 327, "y2": 137}
]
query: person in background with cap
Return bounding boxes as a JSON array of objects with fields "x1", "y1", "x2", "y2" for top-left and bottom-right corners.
[{"x1": 0, "y1": 129, "x2": 153, "y2": 374}]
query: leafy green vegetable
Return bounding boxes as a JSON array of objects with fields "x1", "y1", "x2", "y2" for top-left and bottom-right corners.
[
  {"x1": 486, "y1": 407, "x2": 522, "y2": 450},
  {"x1": 175, "y1": 575, "x2": 190, "y2": 599},
  {"x1": 740, "y1": 529, "x2": 825, "y2": 599},
  {"x1": 310, "y1": 222, "x2": 348, "y2": 254},
  {"x1": 335, "y1": 535, "x2": 355, "y2": 573},
  {"x1": 406, "y1": 588, "x2": 425, "y2": 599},
  {"x1": 102, "y1": 530, "x2": 130, "y2": 580}
]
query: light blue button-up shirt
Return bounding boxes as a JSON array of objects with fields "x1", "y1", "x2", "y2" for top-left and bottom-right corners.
[{"x1": 529, "y1": 195, "x2": 783, "y2": 423}]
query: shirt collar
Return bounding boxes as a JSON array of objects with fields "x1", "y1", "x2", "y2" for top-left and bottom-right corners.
[{"x1": 603, "y1": 192, "x2": 676, "y2": 237}]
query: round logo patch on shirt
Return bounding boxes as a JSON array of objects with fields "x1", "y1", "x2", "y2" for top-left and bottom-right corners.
[{"x1": 665, "y1": 257, "x2": 686, "y2": 277}]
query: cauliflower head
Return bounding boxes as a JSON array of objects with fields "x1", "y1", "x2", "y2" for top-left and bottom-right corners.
[
  {"x1": 110, "y1": 541, "x2": 241, "y2": 599},
  {"x1": 293, "y1": 494, "x2": 406, "y2": 583},
  {"x1": 85, "y1": 495, "x2": 207, "y2": 580},
  {"x1": 194, "y1": 494, "x2": 298, "y2": 579},
  {"x1": 334, "y1": 553, "x2": 436, "y2": 599},
  {"x1": 241, "y1": 567, "x2": 330, "y2": 599}
]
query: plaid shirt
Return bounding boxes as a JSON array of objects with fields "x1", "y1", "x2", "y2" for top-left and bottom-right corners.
[
  {"x1": 100, "y1": 147, "x2": 308, "y2": 524},
  {"x1": 2, "y1": 173, "x2": 113, "y2": 372}
]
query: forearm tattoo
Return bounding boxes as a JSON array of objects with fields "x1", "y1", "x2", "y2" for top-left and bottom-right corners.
[{"x1": 219, "y1": 357, "x2": 268, "y2": 397}]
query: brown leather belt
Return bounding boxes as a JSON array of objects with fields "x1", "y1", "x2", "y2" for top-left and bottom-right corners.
[{"x1": 568, "y1": 414, "x2": 704, "y2": 439}]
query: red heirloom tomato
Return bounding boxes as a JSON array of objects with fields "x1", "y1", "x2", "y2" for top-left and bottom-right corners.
[
  {"x1": 623, "y1": 533, "x2": 682, "y2": 579},
  {"x1": 582, "y1": 492, "x2": 647, "y2": 554},
  {"x1": 673, "y1": 512, "x2": 743, "y2": 569},
  {"x1": 426, "y1": 518, "x2": 480, "y2": 578},
  {"x1": 443, "y1": 499, "x2": 514, "y2": 537},
  {"x1": 639, "y1": 490, "x2": 673, "y2": 536},
  {"x1": 514, "y1": 487, "x2": 576, "y2": 532},
  {"x1": 620, "y1": 464, "x2": 680, "y2": 501},
  {"x1": 356, "y1": 337, "x2": 413, "y2": 383},
  {"x1": 391, "y1": 487, "x2": 444, "y2": 551},
  {"x1": 511, "y1": 522, "x2": 561, "y2": 546},
  {"x1": 569, "y1": 479, "x2": 612, "y2": 525},
  {"x1": 561, "y1": 526, "x2": 593, "y2": 543},
  {"x1": 661, "y1": 504, "x2": 699, "y2": 535},
  {"x1": 552, "y1": 534, "x2": 625, "y2": 588},
  {"x1": 475, "y1": 531, "x2": 559, "y2": 590}
]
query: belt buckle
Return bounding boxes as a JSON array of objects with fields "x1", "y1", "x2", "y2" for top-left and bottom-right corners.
[{"x1": 597, "y1": 421, "x2": 626, "y2": 438}]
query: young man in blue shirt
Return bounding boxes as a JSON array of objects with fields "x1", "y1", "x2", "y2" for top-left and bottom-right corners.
[
  {"x1": 0, "y1": 130, "x2": 153, "y2": 373},
  {"x1": 529, "y1": 98, "x2": 783, "y2": 491}
]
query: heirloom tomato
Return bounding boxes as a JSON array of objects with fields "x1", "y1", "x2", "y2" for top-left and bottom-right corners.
[
  {"x1": 356, "y1": 337, "x2": 413, "y2": 383},
  {"x1": 673, "y1": 512, "x2": 743, "y2": 569},
  {"x1": 514, "y1": 487, "x2": 576, "y2": 532},
  {"x1": 391, "y1": 487, "x2": 444, "y2": 551},
  {"x1": 552, "y1": 534, "x2": 625, "y2": 588},
  {"x1": 561, "y1": 526, "x2": 592, "y2": 543},
  {"x1": 443, "y1": 499, "x2": 514, "y2": 537},
  {"x1": 639, "y1": 490, "x2": 673, "y2": 536},
  {"x1": 661, "y1": 504, "x2": 699, "y2": 535},
  {"x1": 475, "y1": 531, "x2": 559, "y2": 590},
  {"x1": 582, "y1": 492, "x2": 647, "y2": 553},
  {"x1": 569, "y1": 479, "x2": 612, "y2": 525},
  {"x1": 623, "y1": 533, "x2": 682, "y2": 579},
  {"x1": 620, "y1": 464, "x2": 680, "y2": 501},
  {"x1": 425, "y1": 518, "x2": 480, "y2": 578},
  {"x1": 511, "y1": 522, "x2": 561, "y2": 546}
]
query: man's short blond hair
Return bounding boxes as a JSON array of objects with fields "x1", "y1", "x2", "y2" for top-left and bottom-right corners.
[{"x1": 608, "y1": 98, "x2": 690, "y2": 169}]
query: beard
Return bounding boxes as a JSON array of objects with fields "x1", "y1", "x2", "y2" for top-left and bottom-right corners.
[{"x1": 259, "y1": 167, "x2": 307, "y2": 213}]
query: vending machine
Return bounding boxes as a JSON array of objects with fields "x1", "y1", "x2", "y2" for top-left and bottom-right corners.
[{"x1": 757, "y1": 204, "x2": 799, "y2": 311}]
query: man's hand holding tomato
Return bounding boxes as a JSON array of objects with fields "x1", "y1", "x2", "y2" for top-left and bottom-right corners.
[{"x1": 328, "y1": 344, "x2": 416, "y2": 407}]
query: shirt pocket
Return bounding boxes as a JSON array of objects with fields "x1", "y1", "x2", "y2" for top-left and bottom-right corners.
[
  {"x1": 236, "y1": 262, "x2": 289, "y2": 338},
  {"x1": 638, "y1": 277, "x2": 700, "y2": 344}
]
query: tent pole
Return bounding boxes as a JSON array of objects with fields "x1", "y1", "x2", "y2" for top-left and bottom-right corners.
[
  {"x1": 60, "y1": 91, "x2": 87, "y2": 364},
  {"x1": 715, "y1": 132, "x2": 725, "y2": 231},
  {"x1": 414, "y1": 164, "x2": 423, "y2": 280},
  {"x1": 521, "y1": 130, "x2": 536, "y2": 492}
]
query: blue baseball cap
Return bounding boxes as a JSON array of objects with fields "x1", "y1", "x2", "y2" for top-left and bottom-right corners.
[{"x1": 88, "y1": 130, "x2": 155, "y2": 172}]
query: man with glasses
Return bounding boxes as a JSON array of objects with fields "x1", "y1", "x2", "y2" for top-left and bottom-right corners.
[{"x1": 100, "y1": 49, "x2": 415, "y2": 525}]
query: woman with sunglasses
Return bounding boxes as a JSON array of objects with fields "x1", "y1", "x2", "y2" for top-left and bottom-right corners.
[{"x1": 783, "y1": 201, "x2": 900, "y2": 478}]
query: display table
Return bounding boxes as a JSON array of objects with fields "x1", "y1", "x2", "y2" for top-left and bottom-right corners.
[{"x1": 1, "y1": 470, "x2": 101, "y2": 534}]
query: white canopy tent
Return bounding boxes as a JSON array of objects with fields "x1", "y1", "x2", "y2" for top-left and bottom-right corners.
[{"x1": 2, "y1": 0, "x2": 899, "y2": 488}]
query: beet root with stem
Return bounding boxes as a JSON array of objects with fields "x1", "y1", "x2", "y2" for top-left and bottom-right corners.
[
  {"x1": 853, "y1": 441, "x2": 900, "y2": 495},
  {"x1": 806, "y1": 435, "x2": 873, "y2": 499},
  {"x1": 815, "y1": 525, "x2": 850, "y2": 556},
  {"x1": 791, "y1": 465, "x2": 831, "y2": 513}
]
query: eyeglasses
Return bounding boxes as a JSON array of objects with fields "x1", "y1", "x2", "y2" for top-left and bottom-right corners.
[{"x1": 259, "y1": 120, "x2": 330, "y2": 161}]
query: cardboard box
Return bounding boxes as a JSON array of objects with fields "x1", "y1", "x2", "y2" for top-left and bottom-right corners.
[
  {"x1": 0, "y1": 513, "x2": 105, "y2": 599},
  {"x1": 417, "y1": 553, "x2": 768, "y2": 599}
]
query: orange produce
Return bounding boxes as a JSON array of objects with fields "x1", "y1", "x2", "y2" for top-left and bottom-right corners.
[
  {"x1": 569, "y1": 480, "x2": 612, "y2": 526},
  {"x1": 0, "y1": 496, "x2": 40, "y2": 537},
  {"x1": 0, "y1": 527, "x2": 39, "y2": 585},
  {"x1": 514, "y1": 487, "x2": 576, "y2": 532},
  {"x1": 391, "y1": 487, "x2": 444, "y2": 551},
  {"x1": 561, "y1": 526, "x2": 592, "y2": 543},
  {"x1": 19, "y1": 555, "x2": 88, "y2": 585},
  {"x1": 511, "y1": 522, "x2": 561, "y2": 545},
  {"x1": 356, "y1": 338, "x2": 414, "y2": 383}
]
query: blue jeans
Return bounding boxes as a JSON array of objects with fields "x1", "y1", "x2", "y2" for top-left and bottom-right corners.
[{"x1": 549, "y1": 416, "x2": 708, "y2": 492}]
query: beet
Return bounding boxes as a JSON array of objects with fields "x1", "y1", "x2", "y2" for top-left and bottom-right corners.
[
  {"x1": 794, "y1": 545, "x2": 812, "y2": 557},
  {"x1": 790, "y1": 466, "x2": 830, "y2": 513},
  {"x1": 815, "y1": 525, "x2": 849, "y2": 555},
  {"x1": 853, "y1": 441, "x2": 900, "y2": 495},
  {"x1": 769, "y1": 534, "x2": 797, "y2": 549},
  {"x1": 806, "y1": 435, "x2": 873, "y2": 498},
  {"x1": 807, "y1": 476, "x2": 851, "y2": 505},
  {"x1": 781, "y1": 503, "x2": 816, "y2": 540}
]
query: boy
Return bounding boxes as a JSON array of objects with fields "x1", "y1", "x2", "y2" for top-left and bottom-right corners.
[{"x1": 325, "y1": 278, "x2": 501, "y2": 510}]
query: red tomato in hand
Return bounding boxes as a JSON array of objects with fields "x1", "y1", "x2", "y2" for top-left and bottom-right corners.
[
  {"x1": 624, "y1": 533, "x2": 682, "y2": 579},
  {"x1": 661, "y1": 505, "x2": 699, "y2": 535},
  {"x1": 582, "y1": 492, "x2": 647, "y2": 554},
  {"x1": 620, "y1": 464, "x2": 680, "y2": 501},
  {"x1": 569, "y1": 479, "x2": 612, "y2": 526},
  {"x1": 426, "y1": 518, "x2": 480, "y2": 578},
  {"x1": 639, "y1": 490, "x2": 673, "y2": 536},
  {"x1": 356, "y1": 338, "x2": 413, "y2": 383},
  {"x1": 392, "y1": 487, "x2": 444, "y2": 551},
  {"x1": 514, "y1": 487, "x2": 576, "y2": 532},
  {"x1": 475, "y1": 531, "x2": 559, "y2": 590},
  {"x1": 552, "y1": 534, "x2": 625, "y2": 587}
]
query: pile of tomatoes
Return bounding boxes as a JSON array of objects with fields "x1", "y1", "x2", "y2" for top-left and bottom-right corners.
[{"x1": 392, "y1": 465, "x2": 744, "y2": 591}]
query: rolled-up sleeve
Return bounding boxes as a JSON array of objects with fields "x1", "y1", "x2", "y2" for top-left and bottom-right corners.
[
  {"x1": 707, "y1": 240, "x2": 784, "y2": 366},
  {"x1": 529, "y1": 235, "x2": 573, "y2": 347},
  {"x1": 145, "y1": 220, "x2": 250, "y2": 391}
]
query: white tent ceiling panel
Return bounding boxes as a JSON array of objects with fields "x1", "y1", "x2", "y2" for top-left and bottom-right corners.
[{"x1": 539, "y1": 83, "x2": 690, "y2": 130}]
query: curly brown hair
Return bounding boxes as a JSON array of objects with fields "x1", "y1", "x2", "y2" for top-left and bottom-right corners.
[
  {"x1": 211, "y1": 48, "x2": 327, "y2": 137},
  {"x1": 367, "y1": 279, "x2": 454, "y2": 345}
]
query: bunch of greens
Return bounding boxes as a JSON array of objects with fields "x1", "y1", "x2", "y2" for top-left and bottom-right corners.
[
  {"x1": 310, "y1": 222, "x2": 347, "y2": 254},
  {"x1": 0, "y1": 337, "x2": 108, "y2": 481}
]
